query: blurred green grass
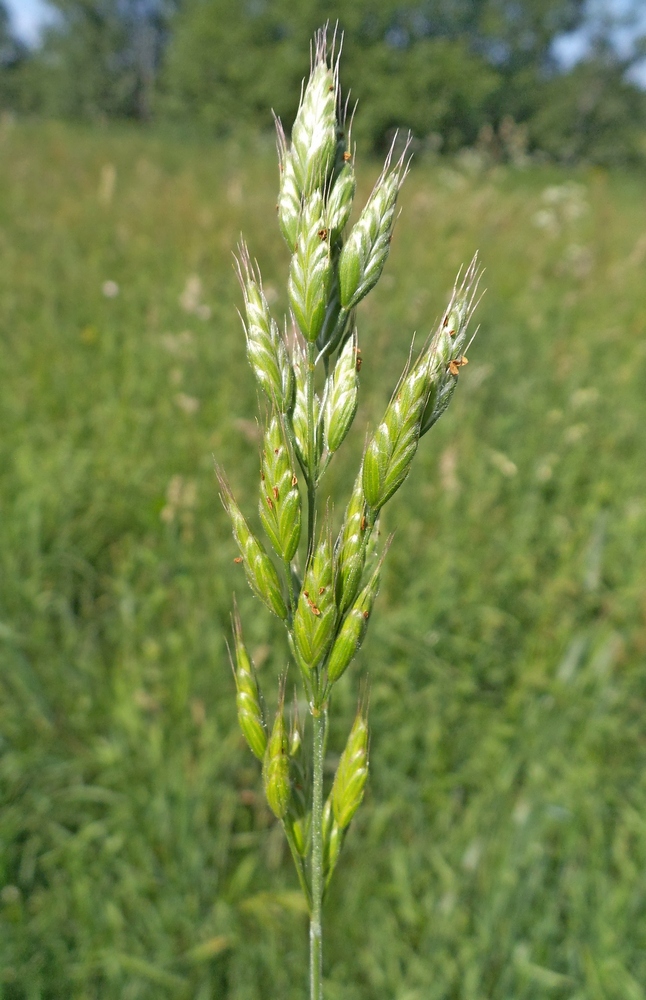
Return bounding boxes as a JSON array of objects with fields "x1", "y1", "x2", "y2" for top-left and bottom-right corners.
[{"x1": 1, "y1": 118, "x2": 646, "y2": 999}]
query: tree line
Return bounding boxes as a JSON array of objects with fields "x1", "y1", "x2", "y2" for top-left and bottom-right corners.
[{"x1": 1, "y1": 0, "x2": 646, "y2": 165}]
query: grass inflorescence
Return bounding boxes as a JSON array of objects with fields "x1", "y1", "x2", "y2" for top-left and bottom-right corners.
[{"x1": 219, "y1": 30, "x2": 483, "y2": 997}]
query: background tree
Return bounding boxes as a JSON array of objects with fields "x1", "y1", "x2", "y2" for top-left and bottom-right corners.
[
  {"x1": 14, "y1": 0, "x2": 178, "y2": 120},
  {"x1": 160, "y1": 0, "x2": 635, "y2": 156},
  {"x1": 529, "y1": 47, "x2": 646, "y2": 166}
]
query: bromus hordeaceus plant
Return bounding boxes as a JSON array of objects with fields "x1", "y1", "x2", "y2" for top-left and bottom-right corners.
[{"x1": 217, "y1": 27, "x2": 481, "y2": 1000}]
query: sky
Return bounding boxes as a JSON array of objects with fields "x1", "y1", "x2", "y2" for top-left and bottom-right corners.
[
  {"x1": 5, "y1": 0, "x2": 56, "y2": 46},
  {"x1": 4, "y1": 0, "x2": 646, "y2": 85}
]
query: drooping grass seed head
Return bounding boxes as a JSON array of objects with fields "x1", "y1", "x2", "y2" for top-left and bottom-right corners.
[
  {"x1": 290, "y1": 29, "x2": 338, "y2": 198},
  {"x1": 230, "y1": 603, "x2": 267, "y2": 761},
  {"x1": 323, "y1": 331, "x2": 359, "y2": 455},
  {"x1": 293, "y1": 524, "x2": 336, "y2": 676},
  {"x1": 217, "y1": 467, "x2": 288, "y2": 621},
  {"x1": 288, "y1": 191, "x2": 333, "y2": 343},
  {"x1": 338, "y1": 137, "x2": 411, "y2": 311},
  {"x1": 259, "y1": 415, "x2": 302, "y2": 563},
  {"x1": 262, "y1": 681, "x2": 291, "y2": 820},
  {"x1": 291, "y1": 343, "x2": 322, "y2": 477},
  {"x1": 326, "y1": 548, "x2": 386, "y2": 686},
  {"x1": 362, "y1": 348, "x2": 432, "y2": 512},
  {"x1": 335, "y1": 469, "x2": 369, "y2": 615},
  {"x1": 236, "y1": 242, "x2": 294, "y2": 413},
  {"x1": 275, "y1": 118, "x2": 302, "y2": 251},
  {"x1": 332, "y1": 700, "x2": 369, "y2": 829}
]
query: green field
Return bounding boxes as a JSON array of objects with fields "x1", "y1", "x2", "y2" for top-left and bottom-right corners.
[{"x1": 1, "y1": 118, "x2": 646, "y2": 999}]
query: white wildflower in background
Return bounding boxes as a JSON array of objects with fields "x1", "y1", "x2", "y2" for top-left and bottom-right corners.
[
  {"x1": 542, "y1": 181, "x2": 587, "y2": 219},
  {"x1": 535, "y1": 454, "x2": 557, "y2": 483},
  {"x1": 161, "y1": 330, "x2": 195, "y2": 359},
  {"x1": 532, "y1": 181, "x2": 588, "y2": 233},
  {"x1": 174, "y1": 393, "x2": 200, "y2": 415},
  {"x1": 489, "y1": 450, "x2": 518, "y2": 477},
  {"x1": 263, "y1": 283, "x2": 279, "y2": 305},
  {"x1": 180, "y1": 275, "x2": 211, "y2": 320},
  {"x1": 563, "y1": 423, "x2": 588, "y2": 445},
  {"x1": 98, "y1": 163, "x2": 116, "y2": 205},
  {"x1": 160, "y1": 475, "x2": 198, "y2": 542},
  {"x1": 558, "y1": 243, "x2": 593, "y2": 280},
  {"x1": 462, "y1": 839, "x2": 482, "y2": 872},
  {"x1": 102, "y1": 280, "x2": 119, "y2": 298},
  {"x1": 532, "y1": 208, "x2": 558, "y2": 231},
  {"x1": 569, "y1": 387, "x2": 599, "y2": 410},
  {"x1": 513, "y1": 799, "x2": 531, "y2": 826},
  {"x1": 227, "y1": 178, "x2": 243, "y2": 205}
]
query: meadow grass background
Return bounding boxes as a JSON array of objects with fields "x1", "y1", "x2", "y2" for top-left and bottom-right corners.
[{"x1": 1, "y1": 118, "x2": 646, "y2": 999}]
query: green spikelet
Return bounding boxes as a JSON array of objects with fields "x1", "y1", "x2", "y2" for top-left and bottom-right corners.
[
  {"x1": 293, "y1": 526, "x2": 336, "y2": 675},
  {"x1": 263, "y1": 683, "x2": 291, "y2": 820},
  {"x1": 316, "y1": 258, "x2": 353, "y2": 358},
  {"x1": 335, "y1": 470, "x2": 369, "y2": 615},
  {"x1": 323, "y1": 332, "x2": 359, "y2": 455},
  {"x1": 259, "y1": 415, "x2": 301, "y2": 563},
  {"x1": 420, "y1": 254, "x2": 482, "y2": 436},
  {"x1": 285, "y1": 698, "x2": 310, "y2": 856},
  {"x1": 326, "y1": 554, "x2": 383, "y2": 686},
  {"x1": 322, "y1": 795, "x2": 345, "y2": 886},
  {"x1": 338, "y1": 139, "x2": 410, "y2": 311},
  {"x1": 217, "y1": 469, "x2": 288, "y2": 621},
  {"x1": 290, "y1": 31, "x2": 337, "y2": 197},
  {"x1": 236, "y1": 241, "x2": 294, "y2": 412},
  {"x1": 231, "y1": 603, "x2": 267, "y2": 761},
  {"x1": 288, "y1": 191, "x2": 333, "y2": 343},
  {"x1": 332, "y1": 702, "x2": 369, "y2": 829},
  {"x1": 276, "y1": 120, "x2": 302, "y2": 251},
  {"x1": 326, "y1": 160, "x2": 356, "y2": 243},
  {"x1": 362, "y1": 350, "x2": 434, "y2": 513},
  {"x1": 291, "y1": 344, "x2": 322, "y2": 477}
]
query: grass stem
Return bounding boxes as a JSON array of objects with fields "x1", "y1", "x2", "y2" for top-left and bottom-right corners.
[{"x1": 310, "y1": 707, "x2": 325, "y2": 1000}]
